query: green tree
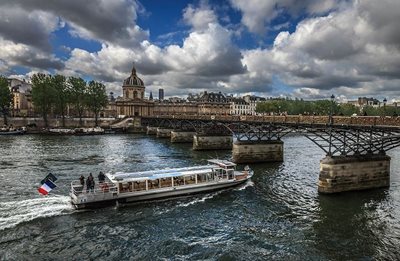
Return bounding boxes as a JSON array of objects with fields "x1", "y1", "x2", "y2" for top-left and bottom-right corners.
[
  {"x1": 86, "y1": 81, "x2": 108, "y2": 126},
  {"x1": 31, "y1": 73, "x2": 55, "y2": 127},
  {"x1": 338, "y1": 103, "x2": 358, "y2": 116},
  {"x1": 68, "y1": 77, "x2": 87, "y2": 126},
  {"x1": 0, "y1": 76, "x2": 12, "y2": 126},
  {"x1": 362, "y1": 105, "x2": 379, "y2": 116},
  {"x1": 52, "y1": 75, "x2": 69, "y2": 127}
]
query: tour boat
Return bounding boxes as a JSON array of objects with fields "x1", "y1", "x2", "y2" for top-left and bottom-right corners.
[
  {"x1": 74, "y1": 127, "x2": 105, "y2": 135},
  {"x1": 70, "y1": 159, "x2": 253, "y2": 209},
  {"x1": 0, "y1": 127, "x2": 26, "y2": 135},
  {"x1": 48, "y1": 127, "x2": 105, "y2": 135}
]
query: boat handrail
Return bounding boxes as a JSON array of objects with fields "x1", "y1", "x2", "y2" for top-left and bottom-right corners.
[{"x1": 70, "y1": 180, "x2": 117, "y2": 196}]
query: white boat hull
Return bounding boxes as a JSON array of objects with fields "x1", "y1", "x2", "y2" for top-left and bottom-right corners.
[{"x1": 71, "y1": 177, "x2": 250, "y2": 209}]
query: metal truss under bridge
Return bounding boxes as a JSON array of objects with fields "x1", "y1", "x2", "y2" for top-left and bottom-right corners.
[{"x1": 141, "y1": 116, "x2": 400, "y2": 157}]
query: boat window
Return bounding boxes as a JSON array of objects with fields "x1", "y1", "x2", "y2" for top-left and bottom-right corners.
[
  {"x1": 174, "y1": 177, "x2": 184, "y2": 186},
  {"x1": 184, "y1": 175, "x2": 196, "y2": 185},
  {"x1": 197, "y1": 173, "x2": 207, "y2": 183},
  {"x1": 228, "y1": 170, "x2": 234, "y2": 179},
  {"x1": 161, "y1": 178, "x2": 172, "y2": 188},
  {"x1": 133, "y1": 180, "x2": 146, "y2": 191},
  {"x1": 119, "y1": 182, "x2": 130, "y2": 193},
  {"x1": 207, "y1": 172, "x2": 214, "y2": 181},
  {"x1": 148, "y1": 179, "x2": 160, "y2": 190},
  {"x1": 215, "y1": 168, "x2": 224, "y2": 178},
  {"x1": 222, "y1": 169, "x2": 228, "y2": 179}
]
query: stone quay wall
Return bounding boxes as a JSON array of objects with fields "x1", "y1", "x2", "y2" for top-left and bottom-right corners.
[{"x1": 0, "y1": 117, "x2": 116, "y2": 128}]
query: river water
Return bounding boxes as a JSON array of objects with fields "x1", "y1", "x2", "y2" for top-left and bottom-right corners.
[{"x1": 0, "y1": 134, "x2": 399, "y2": 260}]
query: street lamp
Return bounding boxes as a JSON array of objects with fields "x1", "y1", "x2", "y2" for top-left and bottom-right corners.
[
  {"x1": 328, "y1": 94, "x2": 335, "y2": 157},
  {"x1": 330, "y1": 94, "x2": 335, "y2": 125},
  {"x1": 383, "y1": 98, "x2": 387, "y2": 117}
]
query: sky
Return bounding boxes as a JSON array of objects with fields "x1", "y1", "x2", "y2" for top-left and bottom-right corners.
[{"x1": 0, "y1": 0, "x2": 399, "y2": 102}]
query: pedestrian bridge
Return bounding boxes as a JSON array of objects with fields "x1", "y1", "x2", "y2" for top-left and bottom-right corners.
[{"x1": 140, "y1": 114, "x2": 400, "y2": 194}]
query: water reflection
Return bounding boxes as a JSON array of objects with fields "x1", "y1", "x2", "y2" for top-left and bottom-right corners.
[{"x1": 314, "y1": 189, "x2": 391, "y2": 259}]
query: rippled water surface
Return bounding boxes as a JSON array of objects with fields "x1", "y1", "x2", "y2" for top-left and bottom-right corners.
[{"x1": 0, "y1": 134, "x2": 399, "y2": 260}]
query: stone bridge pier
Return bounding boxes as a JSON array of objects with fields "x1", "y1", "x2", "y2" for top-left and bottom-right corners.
[
  {"x1": 318, "y1": 154, "x2": 390, "y2": 193},
  {"x1": 146, "y1": 126, "x2": 158, "y2": 135},
  {"x1": 171, "y1": 131, "x2": 196, "y2": 143},
  {"x1": 193, "y1": 134, "x2": 233, "y2": 150},
  {"x1": 156, "y1": 128, "x2": 172, "y2": 138},
  {"x1": 305, "y1": 126, "x2": 396, "y2": 193},
  {"x1": 232, "y1": 140, "x2": 284, "y2": 163}
]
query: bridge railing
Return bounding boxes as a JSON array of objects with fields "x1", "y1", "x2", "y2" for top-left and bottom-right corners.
[{"x1": 146, "y1": 115, "x2": 400, "y2": 127}]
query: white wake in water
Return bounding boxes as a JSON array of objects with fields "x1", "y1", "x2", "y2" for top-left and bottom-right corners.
[
  {"x1": 155, "y1": 182, "x2": 254, "y2": 215},
  {"x1": 0, "y1": 195, "x2": 74, "y2": 231},
  {"x1": 177, "y1": 181, "x2": 254, "y2": 207},
  {"x1": 234, "y1": 180, "x2": 254, "y2": 191},
  {"x1": 177, "y1": 190, "x2": 224, "y2": 208}
]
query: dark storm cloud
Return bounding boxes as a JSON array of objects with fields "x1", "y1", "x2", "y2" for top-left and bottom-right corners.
[
  {"x1": 0, "y1": 0, "x2": 147, "y2": 47},
  {"x1": 0, "y1": 7, "x2": 54, "y2": 52},
  {"x1": 13, "y1": 54, "x2": 64, "y2": 71},
  {"x1": 358, "y1": 0, "x2": 400, "y2": 49}
]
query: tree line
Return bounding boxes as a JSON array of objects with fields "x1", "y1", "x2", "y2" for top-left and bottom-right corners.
[
  {"x1": 0, "y1": 74, "x2": 108, "y2": 127},
  {"x1": 255, "y1": 98, "x2": 399, "y2": 116}
]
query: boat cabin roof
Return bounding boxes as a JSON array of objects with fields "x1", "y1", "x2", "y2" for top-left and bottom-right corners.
[
  {"x1": 207, "y1": 159, "x2": 236, "y2": 168},
  {"x1": 106, "y1": 161, "x2": 235, "y2": 183}
]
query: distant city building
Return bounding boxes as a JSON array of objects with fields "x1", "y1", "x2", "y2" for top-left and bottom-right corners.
[
  {"x1": 114, "y1": 65, "x2": 153, "y2": 117},
  {"x1": 102, "y1": 64, "x2": 269, "y2": 118},
  {"x1": 196, "y1": 91, "x2": 230, "y2": 115},
  {"x1": 159, "y1": 88, "x2": 164, "y2": 100},
  {"x1": 226, "y1": 96, "x2": 250, "y2": 115},
  {"x1": 7, "y1": 78, "x2": 33, "y2": 117},
  {"x1": 358, "y1": 97, "x2": 380, "y2": 107},
  {"x1": 108, "y1": 92, "x2": 115, "y2": 102},
  {"x1": 243, "y1": 95, "x2": 266, "y2": 115},
  {"x1": 167, "y1": 96, "x2": 186, "y2": 103}
]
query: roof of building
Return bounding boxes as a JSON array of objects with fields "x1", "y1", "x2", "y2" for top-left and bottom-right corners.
[
  {"x1": 123, "y1": 65, "x2": 145, "y2": 88},
  {"x1": 243, "y1": 95, "x2": 267, "y2": 102},
  {"x1": 226, "y1": 96, "x2": 249, "y2": 105},
  {"x1": 197, "y1": 91, "x2": 227, "y2": 103}
]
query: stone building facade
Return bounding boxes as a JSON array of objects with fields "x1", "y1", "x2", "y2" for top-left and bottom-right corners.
[
  {"x1": 7, "y1": 78, "x2": 34, "y2": 117},
  {"x1": 115, "y1": 66, "x2": 154, "y2": 117}
]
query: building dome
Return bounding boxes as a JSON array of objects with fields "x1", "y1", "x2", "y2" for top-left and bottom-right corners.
[{"x1": 123, "y1": 65, "x2": 144, "y2": 87}]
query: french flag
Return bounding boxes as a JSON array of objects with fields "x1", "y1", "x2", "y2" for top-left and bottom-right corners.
[{"x1": 38, "y1": 179, "x2": 57, "y2": 195}]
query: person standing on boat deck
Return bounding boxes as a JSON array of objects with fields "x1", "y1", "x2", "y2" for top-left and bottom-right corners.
[
  {"x1": 86, "y1": 175, "x2": 91, "y2": 193},
  {"x1": 88, "y1": 173, "x2": 95, "y2": 192},
  {"x1": 98, "y1": 171, "x2": 105, "y2": 183},
  {"x1": 79, "y1": 175, "x2": 85, "y2": 191}
]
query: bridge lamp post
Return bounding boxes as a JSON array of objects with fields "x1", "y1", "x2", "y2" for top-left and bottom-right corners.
[
  {"x1": 328, "y1": 94, "x2": 335, "y2": 157},
  {"x1": 383, "y1": 98, "x2": 387, "y2": 117},
  {"x1": 330, "y1": 94, "x2": 335, "y2": 125}
]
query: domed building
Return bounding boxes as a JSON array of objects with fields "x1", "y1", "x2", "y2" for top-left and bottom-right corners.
[{"x1": 115, "y1": 65, "x2": 154, "y2": 117}]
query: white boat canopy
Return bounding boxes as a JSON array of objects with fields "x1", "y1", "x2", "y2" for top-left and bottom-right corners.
[
  {"x1": 207, "y1": 159, "x2": 236, "y2": 168},
  {"x1": 106, "y1": 164, "x2": 223, "y2": 183}
]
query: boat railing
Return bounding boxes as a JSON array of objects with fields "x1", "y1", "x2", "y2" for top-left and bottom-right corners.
[{"x1": 71, "y1": 180, "x2": 117, "y2": 196}]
